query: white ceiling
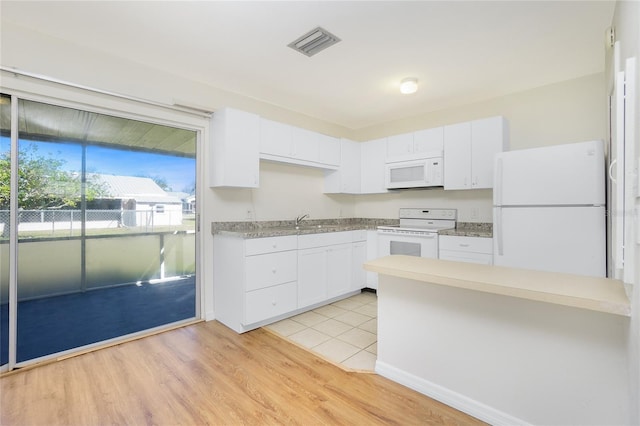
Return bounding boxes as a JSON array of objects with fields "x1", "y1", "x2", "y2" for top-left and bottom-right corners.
[{"x1": 0, "y1": 1, "x2": 615, "y2": 130}]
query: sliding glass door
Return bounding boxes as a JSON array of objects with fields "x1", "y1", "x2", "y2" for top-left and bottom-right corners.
[
  {"x1": 1, "y1": 95, "x2": 198, "y2": 367},
  {"x1": 1, "y1": 94, "x2": 12, "y2": 368}
]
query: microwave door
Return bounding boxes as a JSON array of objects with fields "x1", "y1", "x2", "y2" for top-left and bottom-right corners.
[
  {"x1": 387, "y1": 163, "x2": 425, "y2": 188},
  {"x1": 386, "y1": 159, "x2": 443, "y2": 189}
]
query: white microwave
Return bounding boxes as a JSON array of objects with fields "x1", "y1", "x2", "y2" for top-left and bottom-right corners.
[{"x1": 385, "y1": 157, "x2": 444, "y2": 189}]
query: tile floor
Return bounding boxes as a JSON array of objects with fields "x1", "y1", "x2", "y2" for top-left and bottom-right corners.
[{"x1": 264, "y1": 291, "x2": 378, "y2": 372}]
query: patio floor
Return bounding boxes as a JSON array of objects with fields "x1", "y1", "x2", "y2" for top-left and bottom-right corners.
[{"x1": 1, "y1": 276, "x2": 195, "y2": 365}]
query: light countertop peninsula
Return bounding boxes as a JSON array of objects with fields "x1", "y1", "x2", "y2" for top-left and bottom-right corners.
[{"x1": 364, "y1": 255, "x2": 630, "y2": 317}]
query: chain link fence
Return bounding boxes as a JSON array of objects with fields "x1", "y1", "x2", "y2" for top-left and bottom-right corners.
[{"x1": 0, "y1": 209, "x2": 195, "y2": 238}]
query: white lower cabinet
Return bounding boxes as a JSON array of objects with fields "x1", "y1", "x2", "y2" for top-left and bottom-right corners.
[
  {"x1": 244, "y1": 282, "x2": 297, "y2": 325},
  {"x1": 351, "y1": 230, "x2": 367, "y2": 291},
  {"x1": 364, "y1": 230, "x2": 379, "y2": 289},
  {"x1": 213, "y1": 235, "x2": 298, "y2": 333},
  {"x1": 214, "y1": 230, "x2": 368, "y2": 333},
  {"x1": 327, "y1": 243, "x2": 353, "y2": 298},
  {"x1": 438, "y1": 235, "x2": 493, "y2": 265},
  {"x1": 298, "y1": 246, "x2": 329, "y2": 308},
  {"x1": 351, "y1": 241, "x2": 366, "y2": 290},
  {"x1": 298, "y1": 231, "x2": 353, "y2": 309}
]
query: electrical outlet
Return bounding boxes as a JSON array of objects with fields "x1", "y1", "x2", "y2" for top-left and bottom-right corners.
[
  {"x1": 246, "y1": 209, "x2": 253, "y2": 220},
  {"x1": 470, "y1": 207, "x2": 479, "y2": 220}
]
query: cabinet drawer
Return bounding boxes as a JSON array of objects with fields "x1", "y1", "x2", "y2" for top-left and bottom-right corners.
[
  {"x1": 245, "y1": 251, "x2": 297, "y2": 291},
  {"x1": 440, "y1": 251, "x2": 493, "y2": 265},
  {"x1": 244, "y1": 281, "x2": 297, "y2": 325},
  {"x1": 298, "y1": 231, "x2": 353, "y2": 249},
  {"x1": 245, "y1": 235, "x2": 297, "y2": 255},
  {"x1": 439, "y1": 236, "x2": 492, "y2": 253}
]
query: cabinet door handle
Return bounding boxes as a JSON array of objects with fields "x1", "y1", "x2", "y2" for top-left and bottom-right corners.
[
  {"x1": 459, "y1": 243, "x2": 470, "y2": 247},
  {"x1": 271, "y1": 268, "x2": 277, "y2": 274},
  {"x1": 271, "y1": 300, "x2": 277, "y2": 306}
]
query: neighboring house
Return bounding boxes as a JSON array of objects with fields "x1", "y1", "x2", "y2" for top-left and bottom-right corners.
[
  {"x1": 166, "y1": 191, "x2": 195, "y2": 214},
  {"x1": 94, "y1": 174, "x2": 183, "y2": 228},
  {"x1": 11, "y1": 174, "x2": 183, "y2": 233}
]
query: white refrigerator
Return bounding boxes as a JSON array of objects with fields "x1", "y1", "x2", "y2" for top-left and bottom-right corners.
[{"x1": 493, "y1": 140, "x2": 606, "y2": 277}]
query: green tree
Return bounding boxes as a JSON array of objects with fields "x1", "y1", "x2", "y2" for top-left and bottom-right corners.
[
  {"x1": 0, "y1": 144, "x2": 106, "y2": 209},
  {"x1": 1, "y1": 144, "x2": 107, "y2": 237}
]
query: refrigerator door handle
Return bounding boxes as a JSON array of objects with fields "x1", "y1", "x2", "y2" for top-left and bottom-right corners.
[
  {"x1": 495, "y1": 158, "x2": 503, "y2": 206},
  {"x1": 495, "y1": 207, "x2": 504, "y2": 256}
]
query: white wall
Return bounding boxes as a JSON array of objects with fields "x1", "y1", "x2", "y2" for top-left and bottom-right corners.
[{"x1": 210, "y1": 161, "x2": 355, "y2": 222}]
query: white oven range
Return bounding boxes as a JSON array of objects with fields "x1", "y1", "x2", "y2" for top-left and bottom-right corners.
[{"x1": 378, "y1": 208, "x2": 457, "y2": 259}]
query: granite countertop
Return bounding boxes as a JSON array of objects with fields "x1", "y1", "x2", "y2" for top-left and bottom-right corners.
[
  {"x1": 212, "y1": 218, "x2": 399, "y2": 238},
  {"x1": 439, "y1": 222, "x2": 493, "y2": 238}
]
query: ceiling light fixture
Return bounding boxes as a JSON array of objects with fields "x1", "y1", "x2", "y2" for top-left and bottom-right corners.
[{"x1": 400, "y1": 77, "x2": 418, "y2": 94}]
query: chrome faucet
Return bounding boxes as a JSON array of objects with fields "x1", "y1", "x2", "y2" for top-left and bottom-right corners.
[{"x1": 295, "y1": 214, "x2": 309, "y2": 226}]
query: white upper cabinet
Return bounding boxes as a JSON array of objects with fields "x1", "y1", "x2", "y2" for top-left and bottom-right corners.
[
  {"x1": 443, "y1": 121, "x2": 472, "y2": 190},
  {"x1": 259, "y1": 117, "x2": 340, "y2": 169},
  {"x1": 444, "y1": 116, "x2": 508, "y2": 190},
  {"x1": 291, "y1": 127, "x2": 320, "y2": 163},
  {"x1": 318, "y1": 134, "x2": 341, "y2": 167},
  {"x1": 386, "y1": 132, "x2": 415, "y2": 161},
  {"x1": 324, "y1": 139, "x2": 361, "y2": 194},
  {"x1": 386, "y1": 127, "x2": 444, "y2": 163},
  {"x1": 260, "y1": 118, "x2": 293, "y2": 158},
  {"x1": 413, "y1": 127, "x2": 444, "y2": 155},
  {"x1": 471, "y1": 116, "x2": 508, "y2": 188},
  {"x1": 360, "y1": 137, "x2": 388, "y2": 194},
  {"x1": 210, "y1": 107, "x2": 260, "y2": 188}
]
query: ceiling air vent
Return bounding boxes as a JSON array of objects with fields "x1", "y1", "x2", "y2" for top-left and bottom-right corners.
[{"x1": 288, "y1": 27, "x2": 341, "y2": 57}]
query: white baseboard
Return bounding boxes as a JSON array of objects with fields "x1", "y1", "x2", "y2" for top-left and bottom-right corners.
[{"x1": 375, "y1": 360, "x2": 531, "y2": 426}]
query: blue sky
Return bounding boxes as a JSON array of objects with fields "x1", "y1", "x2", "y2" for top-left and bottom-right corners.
[{"x1": 2, "y1": 137, "x2": 196, "y2": 193}]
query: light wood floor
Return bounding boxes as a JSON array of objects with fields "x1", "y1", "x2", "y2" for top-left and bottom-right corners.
[{"x1": 1, "y1": 320, "x2": 484, "y2": 425}]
